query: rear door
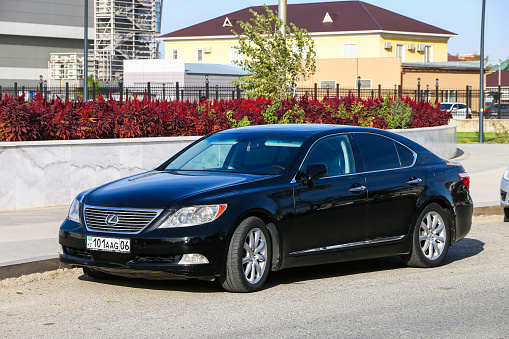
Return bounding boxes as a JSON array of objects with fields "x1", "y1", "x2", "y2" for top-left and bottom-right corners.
[{"x1": 352, "y1": 133, "x2": 427, "y2": 240}]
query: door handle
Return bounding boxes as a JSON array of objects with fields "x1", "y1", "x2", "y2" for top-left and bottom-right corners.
[
  {"x1": 407, "y1": 177, "x2": 422, "y2": 185},
  {"x1": 349, "y1": 185, "x2": 366, "y2": 193}
]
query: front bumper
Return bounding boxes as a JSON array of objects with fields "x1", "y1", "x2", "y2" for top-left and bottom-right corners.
[{"x1": 59, "y1": 219, "x2": 228, "y2": 280}]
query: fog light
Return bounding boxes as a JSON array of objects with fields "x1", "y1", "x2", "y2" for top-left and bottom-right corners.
[{"x1": 178, "y1": 253, "x2": 209, "y2": 265}]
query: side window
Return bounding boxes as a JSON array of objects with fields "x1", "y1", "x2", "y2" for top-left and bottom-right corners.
[
  {"x1": 354, "y1": 134, "x2": 401, "y2": 171},
  {"x1": 395, "y1": 143, "x2": 414, "y2": 167},
  {"x1": 301, "y1": 135, "x2": 355, "y2": 178}
]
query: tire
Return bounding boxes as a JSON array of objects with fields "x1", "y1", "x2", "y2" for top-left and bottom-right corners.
[
  {"x1": 504, "y1": 208, "x2": 509, "y2": 222},
  {"x1": 83, "y1": 267, "x2": 117, "y2": 280},
  {"x1": 220, "y1": 217, "x2": 272, "y2": 292},
  {"x1": 402, "y1": 203, "x2": 451, "y2": 268}
]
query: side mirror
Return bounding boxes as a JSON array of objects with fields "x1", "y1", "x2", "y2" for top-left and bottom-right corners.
[{"x1": 306, "y1": 164, "x2": 328, "y2": 189}]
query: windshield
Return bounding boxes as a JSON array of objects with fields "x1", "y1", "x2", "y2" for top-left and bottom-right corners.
[
  {"x1": 440, "y1": 103, "x2": 453, "y2": 110},
  {"x1": 165, "y1": 133, "x2": 305, "y2": 175}
]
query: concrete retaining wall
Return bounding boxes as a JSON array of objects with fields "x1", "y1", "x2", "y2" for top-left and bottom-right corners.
[
  {"x1": 390, "y1": 124, "x2": 457, "y2": 160},
  {"x1": 0, "y1": 124, "x2": 456, "y2": 211},
  {"x1": 452, "y1": 118, "x2": 509, "y2": 133}
]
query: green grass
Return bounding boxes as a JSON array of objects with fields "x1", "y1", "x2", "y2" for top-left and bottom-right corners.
[{"x1": 457, "y1": 132, "x2": 509, "y2": 144}]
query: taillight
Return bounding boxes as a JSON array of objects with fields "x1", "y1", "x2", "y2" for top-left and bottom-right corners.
[{"x1": 457, "y1": 171, "x2": 470, "y2": 189}]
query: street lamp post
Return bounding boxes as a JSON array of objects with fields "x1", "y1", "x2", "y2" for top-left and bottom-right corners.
[
  {"x1": 479, "y1": 0, "x2": 486, "y2": 143},
  {"x1": 84, "y1": 0, "x2": 88, "y2": 101},
  {"x1": 205, "y1": 74, "x2": 209, "y2": 99},
  {"x1": 417, "y1": 78, "x2": 421, "y2": 101},
  {"x1": 435, "y1": 78, "x2": 439, "y2": 103}
]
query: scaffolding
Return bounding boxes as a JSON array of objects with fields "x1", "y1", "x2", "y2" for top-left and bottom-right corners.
[
  {"x1": 49, "y1": 53, "x2": 84, "y2": 81},
  {"x1": 94, "y1": 0, "x2": 163, "y2": 81}
]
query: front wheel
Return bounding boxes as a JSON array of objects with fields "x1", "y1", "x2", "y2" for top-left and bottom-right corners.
[
  {"x1": 220, "y1": 217, "x2": 271, "y2": 292},
  {"x1": 402, "y1": 203, "x2": 451, "y2": 268},
  {"x1": 504, "y1": 207, "x2": 509, "y2": 222}
]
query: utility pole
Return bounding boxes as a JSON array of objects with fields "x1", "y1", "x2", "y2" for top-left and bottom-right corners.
[
  {"x1": 479, "y1": 0, "x2": 486, "y2": 143},
  {"x1": 278, "y1": 0, "x2": 287, "y2": 37}
]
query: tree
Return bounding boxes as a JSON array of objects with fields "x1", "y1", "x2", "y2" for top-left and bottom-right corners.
[{"x1": 232, "y1": 6, "x2": 316, "y2": 98}]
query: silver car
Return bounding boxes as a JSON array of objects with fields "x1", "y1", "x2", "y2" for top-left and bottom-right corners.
[
  {"x1": 440, "y1": 102, "x2": 472, "y2": 119},
  {"x1": 501, "y1": 166, "x2": 509, "y2": 221}
]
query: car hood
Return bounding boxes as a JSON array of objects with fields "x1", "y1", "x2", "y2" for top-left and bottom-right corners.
[{"x1": 83, "y1": 171, "x2": 263, "y2": 209}]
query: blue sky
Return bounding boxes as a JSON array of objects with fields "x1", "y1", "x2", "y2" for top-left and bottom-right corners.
[{"x1": 160, "y1": 0, "x2": 509, "y2": 65}]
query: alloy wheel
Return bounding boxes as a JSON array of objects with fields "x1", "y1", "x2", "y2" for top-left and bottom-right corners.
[
  {"x1": 242, "y1": 228, "x2": 267, "y2": 284},
  {"x1": 419, "y1": 211, "x2": 446, "y2": 260}
]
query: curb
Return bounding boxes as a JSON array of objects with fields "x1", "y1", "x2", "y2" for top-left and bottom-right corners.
[
  {"x1": 472, "y1": 205, "x2": 504, "y2": 216},
  {"x1": 0, "y1": 255, "x2": 62, "y2": 280},
  {"x1": 0, "y1": 205, "x2": 505, "y2": 281}
]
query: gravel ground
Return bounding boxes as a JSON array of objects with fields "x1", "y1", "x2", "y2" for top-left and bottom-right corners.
[{"x1": 1, "y1": 215, "x2": 508, "y2": 338}]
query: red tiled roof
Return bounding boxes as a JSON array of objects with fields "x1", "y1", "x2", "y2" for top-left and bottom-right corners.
[
  {"x1": 486, "y1": 70, "x2": 509, "y2": 87},
  {"x1": 448, "y1": 53, "x2": 461, "y2": 61},
  {"x1": 159, "y1": 1, "x2": 456, "y2": 39}
]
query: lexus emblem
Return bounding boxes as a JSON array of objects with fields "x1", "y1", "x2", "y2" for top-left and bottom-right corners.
[{"x1": 105, "y1": 214, "x2": 119, "y2": 226}]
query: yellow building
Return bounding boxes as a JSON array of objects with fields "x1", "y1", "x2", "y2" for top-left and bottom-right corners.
[
  {"x1": 158, "y1": 1, "x2": 466, "y2": 89},
  {"x1": 159, "y1": 2, "x2": 454, "y2": 63}
]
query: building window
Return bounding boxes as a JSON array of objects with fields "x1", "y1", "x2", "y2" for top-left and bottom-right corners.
[
  {"x1": 196, "y1": 48, "x2": 203, "y2": 63},
  {"x1": 171, "y1": 49, "x2": 178, "y2": 59},
  {"x1": 424, "y1": 45, "x2": 433, "y2": 62},
  {"x1": 342, "y1": 43, "x2": 357, "y2": 58},
  {"x1": 396, "y1": 44, "x2": 405, "y2": 62},
  {"x1": 230, "y1": 46, "x2": 242, "y2": 63},
  {"x1": 355, "y1": 79, "x2": 372, "y2": 89}
]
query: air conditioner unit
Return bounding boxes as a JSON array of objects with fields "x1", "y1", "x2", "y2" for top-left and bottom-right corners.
[
  {"x1": 417, "y1": 44, "x2": 425, "y2": 52},
  {"x1": 320, "y1": 80, "x2": 336, "y2": 89},
  {"x1": 407, "y1": 43, "x2": 415, "y2": 51},
  {"x1": 384, "y1": 41, "x2": 392, "y2": 49},
  {"x1": 204, "y1": 47, "x2": 212, "y2": 53}
]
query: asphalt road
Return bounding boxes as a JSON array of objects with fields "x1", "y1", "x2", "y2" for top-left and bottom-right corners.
[{"x1": 1, "y1": 215, "x2": 508, "y2": 338}]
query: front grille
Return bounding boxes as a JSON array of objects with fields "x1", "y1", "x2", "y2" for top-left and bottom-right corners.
[
  {"x1": 84, "y1": 205, "x2": 161, "y2": 234},
  {"x1": 502, "y1": 190, "x2": 507, "y2": 202}
]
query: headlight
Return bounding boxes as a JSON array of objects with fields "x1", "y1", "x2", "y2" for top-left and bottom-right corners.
[
  {"x1": 68, "y1": 198, "x2": 81, "y2": 224},
  {"x1": 503, "y1": 168, "x2": 509, "y2": 182},
  {"x1": 159, "y1": 204, "x2": 227, "y2": 228}
]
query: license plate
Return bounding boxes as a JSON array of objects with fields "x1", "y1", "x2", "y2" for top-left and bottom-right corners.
[{"x1": 86, "y1": 236, "x2": 131, "y2": 253}]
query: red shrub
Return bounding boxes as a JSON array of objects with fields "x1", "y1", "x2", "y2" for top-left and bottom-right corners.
[{"x1": 0, "y1": 92, "x2": 450, "y2": 142}]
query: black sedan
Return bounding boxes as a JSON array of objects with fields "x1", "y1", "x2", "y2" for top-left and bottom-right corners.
[{"x1": 59, "y1": 124, "x2": 473, "y2": 292}]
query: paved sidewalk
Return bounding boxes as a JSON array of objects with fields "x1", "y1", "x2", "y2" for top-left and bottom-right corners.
[
  {"x1": 0, "y1": 206, "x2": 67, "y2": 263},
  {"x1": 453, "y1": 144, "x2": 509, "y2": 207},
  {"x1": 0, "y1": 143, "x2": 506, "y2": 278}
]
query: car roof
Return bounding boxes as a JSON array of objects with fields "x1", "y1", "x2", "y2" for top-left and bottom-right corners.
[{"x1": 218, "y1": 124, "x2": 366, "y2": 137}]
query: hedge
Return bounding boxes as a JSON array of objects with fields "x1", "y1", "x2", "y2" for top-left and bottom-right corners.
[{"x1": 0, "y1": 91, "x2": 450, "y2": 142}]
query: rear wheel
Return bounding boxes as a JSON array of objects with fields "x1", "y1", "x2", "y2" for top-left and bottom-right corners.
[
  {"x1": 220, "y1": 217, "x2": 271, "y2": 292},
  {"x1": 402, "y1": 203, "x2": 450, "y2": 268}
]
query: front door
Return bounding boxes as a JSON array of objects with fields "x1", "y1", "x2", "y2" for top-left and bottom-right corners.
[{"x1": 286, "y1": 134, "x2": 368, "y2": 257}]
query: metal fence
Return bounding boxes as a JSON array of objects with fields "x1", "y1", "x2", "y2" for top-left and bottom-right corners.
[
  {"x1": 1, "y1": 81, "x2": 503, "y2": 117},
  {"x1": 0, "y1": 82, "x2": 246, "y2": 102}
]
